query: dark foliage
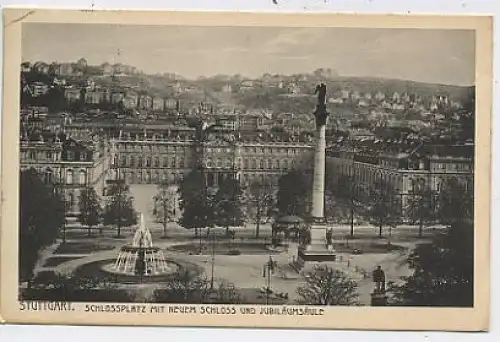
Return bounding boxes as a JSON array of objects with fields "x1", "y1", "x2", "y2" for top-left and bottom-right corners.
[
  {"x1": 213, "y1": 178, "x2": 246, "y2": 234},
  {"x1": 178, "y1": 169, "x2": 214, "y2": 235},
  {"x1": 19, "y1": 169, "x2": 65, "y2": 282},
  {"x1": 78, "y1": 187, "x2": 102, "y2": 236},
  {"x1": 103, "y1": 182, "x2": 137, "y2": 237},
  {"x1": 390, "y1": 178, "x2": 474, "y2": 306},
  {"x1": 22, "y1": 271, "x2": 135, "y2": 302},
  {"x1": 276, "y1": 170, "x2": 310, "y2": 218}
]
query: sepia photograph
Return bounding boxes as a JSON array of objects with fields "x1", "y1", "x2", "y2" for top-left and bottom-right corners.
[{"x1": 0, "y1": 9, "x2": 492, "y2": 331}]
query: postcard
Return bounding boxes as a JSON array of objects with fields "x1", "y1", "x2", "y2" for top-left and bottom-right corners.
[{"x1": 0, "y1": 8, "x2": 492, "y2": 331}]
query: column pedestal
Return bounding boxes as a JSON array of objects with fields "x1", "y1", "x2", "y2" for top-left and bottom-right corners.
[
  {"x1": 370, "y1": 290, "x2": 388, "y2": 306},
  {"x1": 297, "y1": 220, "x2": 336, "y2": 262}
]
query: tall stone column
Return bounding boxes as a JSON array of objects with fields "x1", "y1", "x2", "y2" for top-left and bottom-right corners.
[
  {"x1": 311, "y1": 124, "x2": 326, "y2": 220},
  {"x1": 297, "y1": 83, "x2": 335, "y2": 263}
]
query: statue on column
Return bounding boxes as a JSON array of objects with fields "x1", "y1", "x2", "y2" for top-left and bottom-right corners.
[{"x1": 313, "y1": 83, "x2": 329, "y2": 128}]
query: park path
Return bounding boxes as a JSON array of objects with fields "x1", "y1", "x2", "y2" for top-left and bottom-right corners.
[{"x1": 34, "y1": 184, "x2": 416, "y2": 306}]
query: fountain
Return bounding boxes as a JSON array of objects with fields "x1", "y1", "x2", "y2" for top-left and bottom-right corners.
[
  {"x1": 71, "y1": 212, "x2": 206, "y2": 286},
  {"x1": 111, "y1": 213, "x2": 175, "y2": 276}
]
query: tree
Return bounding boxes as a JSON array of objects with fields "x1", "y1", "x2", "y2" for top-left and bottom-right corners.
[
  {"x1": 437, "y1": 177, "x2": 473, "y2": 227},
  {"x1": 296, "y1": 265, "x2": 359, "y2": 305},
  {"x1": 389, "y1": 179, "x2": 473, "y2": 306},
  {"x1": 366, "y1": 179, "x2": 400, "y2": 238},
  {"x1": 78, "y1": 187, "x2": 102, "y2": 237},
  {"x1": 405, "y1": 179, "x2": 436, "y2": 237},
  {"x1": 153, "y1": 274, "x2": 241, "y2": 304},
  {"x1": 103, "y1": 182, "x2": 137, "y2": 237},
  {"x1": 25, "y1": 271, "x2": 135, "y2": 302},
  {"x1": 276, "y1": 170, "x2": 309, "y2": 217},
  {"x1": 213, "y1": 178, "x2": 246, "y2": 236},
  {"x1": 178, "y1": 169, "x2": 214, "y2": 237},
  {"x1": 19, "y1": 169, "x2": 65, "y2": 283},
  {"x1": 152, "y1": 182, "x2": 177, "y2": 237},
  {"x1": 326, "y1": 174, "x2": 359, "y2": 237},
  {"x1": 247, "y1": 178, "x2": 274, "y2": 237}
]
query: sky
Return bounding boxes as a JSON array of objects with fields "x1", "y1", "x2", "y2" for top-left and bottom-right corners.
[{"x1": 22, "y1": 24, "x2": 475, "y2": 86}]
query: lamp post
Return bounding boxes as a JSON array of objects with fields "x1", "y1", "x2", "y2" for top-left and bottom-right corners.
[
  {"x1": 210, "y1": 232, "x2": 216, "y2": 289},
  {"x1": 262, "y1": 255, "x2": 276, "y2": 304},
  {"x1": 61, "y1": 165, "x2": 67, "y2": 244}
]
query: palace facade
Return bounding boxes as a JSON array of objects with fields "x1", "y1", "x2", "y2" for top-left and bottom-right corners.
[
  {"x1": 108, "y1": 126, "x2": 315, "y2": 188},
  {"x1": 325, "y1": 142, "x2": 474, "y2": 214},
  {"x1": 20, "y1": 130, "x2": 113, "y2": 222}
]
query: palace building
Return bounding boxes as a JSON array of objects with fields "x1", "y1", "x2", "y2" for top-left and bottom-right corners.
[
  {"x1": 108, "y1": 125, "x2": 314, "y2": 188},
  {"x1": 325, "y1": 141, "x2": 474, "y2": 215},
  {"x1": 20, "y1": 129, "x2": 113, "y2": 223}
]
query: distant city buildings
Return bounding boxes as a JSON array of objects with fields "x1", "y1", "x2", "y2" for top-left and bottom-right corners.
[{"x1": 19, "y1": 59, "x2": 474, "y2": 225}]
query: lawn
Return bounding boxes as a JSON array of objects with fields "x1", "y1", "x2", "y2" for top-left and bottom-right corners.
[
  {"x1": 54, "y1": 242, "x2": 116, "y2": 255},
  {"x1": 167, "y1": 242, "x2": 286, "y2": 256},
  {"x1": 43, "y1": 256, "x2": 82, "y2": 267},
  {"x1": 331, "y1": 241, "x2": 406, "y2": 254}
]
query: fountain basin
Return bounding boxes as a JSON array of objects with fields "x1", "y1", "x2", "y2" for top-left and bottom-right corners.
[{"x1": 73, "y1": 258, "x2": 184, "y2": 284}]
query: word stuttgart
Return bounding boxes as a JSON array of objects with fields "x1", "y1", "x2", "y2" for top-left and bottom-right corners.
[{"x1": 19, "y1": 301, "x2": 74, "y2": 312}]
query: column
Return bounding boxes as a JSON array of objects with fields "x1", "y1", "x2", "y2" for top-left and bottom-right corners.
[{"x1": 311, "y1": 124, "x2": 326, "y2": 220}]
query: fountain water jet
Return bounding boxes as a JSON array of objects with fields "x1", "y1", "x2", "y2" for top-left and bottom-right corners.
[{"x1": 112, "y1": 213, "x2": 174, "y2": 276}]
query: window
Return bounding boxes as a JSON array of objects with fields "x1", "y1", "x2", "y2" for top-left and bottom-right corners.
[
  {"x1": 146, "y1": 157, "x2": 151, "y2": 167},
  {"x1": 46, "y1": 151, "x2": 52, "y2": 160},
  {"x1": 44, "y1": 169, "x2": 53, "y2": 184},
  {"x1": 154, "y1": 157, "x2": 160, "y2": 167},
  {"x1": 67, "y1": 192, "x2": 75, "y2": 210},
  {"x1": 163, "y1": 157, "x2": 168, "y2": 167},
  {"x1": 79, "y1": 170, "x2": 87, "y2": 185},
  {"x1": 251, "y1": 159, "x2": 257, "y2": 169},
  {"x1": 179, "y1": 158, "x2": 185, "y2": 168},
  {"x1": 67, "y1": 151, "x2": 74, "y2": 161},
  {"x1": 80, "y1": 152, "x2": 87, "y2": 161},
  {"x1": 66, "y1": 169, "x2": 73, "y2": 184},
  {"x1": 130, "y1": 156, "x2": 136, "y2": 167}
]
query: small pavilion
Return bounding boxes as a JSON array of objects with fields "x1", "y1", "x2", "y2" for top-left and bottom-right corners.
[{"x1": 271, "y1": 215, "x2": 305, "y2": 245}]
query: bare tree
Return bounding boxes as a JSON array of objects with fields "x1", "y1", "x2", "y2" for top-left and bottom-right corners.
[
  {"x1": 79, "y1": 186, "x2": 102, "y2": 237},
  {"x1": 247, "y1": 178, "x2": 275, "y2": 238},
  {"x1": 153, "y1": 273, "x2": 241, "y2": 304},
  {"x1": 366, "y1": 179, "x2": 399, "y2": 238},
  {"x1": 297, "y1": 265, "x2": 359, "y2": 305},
  {"x1": 153, "y1": 182, "x2": 177, "y2": 238},
  {"x1": 405, "y1": 178, "x2": 436, "y2": 237}
]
